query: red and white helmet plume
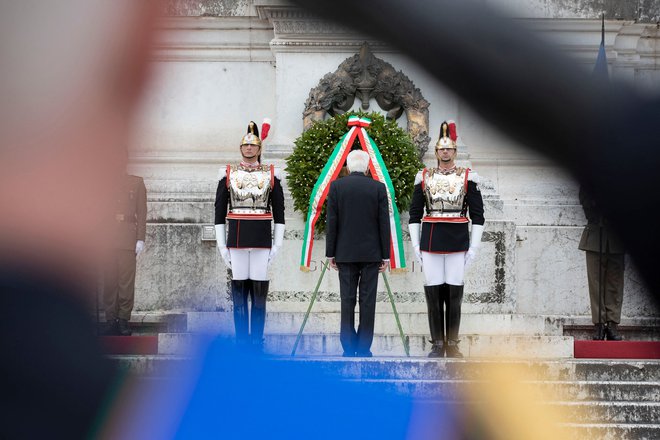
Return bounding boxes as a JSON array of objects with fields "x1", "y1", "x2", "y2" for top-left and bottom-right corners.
[
  {"x1": 261, "y1": 118, "x2": 272, "y2": 141},
  {"x1": 447, "y1": 120, "x2": 457, "y2": 142}
]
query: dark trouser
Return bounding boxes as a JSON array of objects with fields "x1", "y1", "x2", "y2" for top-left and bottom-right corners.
[
  {"x1": 337, "y1": 262, "x2": 379, "y2": 354},
  {"x1": 104, "y1": 249, "x2": 136, "y2": 321},
  {"x1": 586, "y1": 251, "x2": 624, "y2": 324},
  {"x1": 231, "y1": 279, "x2": 269, "y2": 345}
]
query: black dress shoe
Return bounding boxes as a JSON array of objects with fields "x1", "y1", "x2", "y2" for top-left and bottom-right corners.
[
  {"x1": 355, "y1": 351, "x2": 373, "y2": 358},
  {"x1": 592, "y1": 323, "x2": 606, "y2": 340},
  {"x1": 445, "y1": 340, "x2": 463, "y2": 358},
  {"x1": 605, "y1": 322, "x2": 623, "y2": 341},
  {"x1": 101, "y1": 318, "x2": 119, "y2": 336},
  {"x1": 428, "y1": 342, "x2": 445, "y2": 358},
  {"x1": 118, "y1": 318, "x2": 132, "y2": 336},
  {"x1": 342, "y1": 351, "x2": 356, "y2": 358}
]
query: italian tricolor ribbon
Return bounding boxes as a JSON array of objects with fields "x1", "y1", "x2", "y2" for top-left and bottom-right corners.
[{"x1": 300, "y1": 116, "x2": 406, "y2": 271}]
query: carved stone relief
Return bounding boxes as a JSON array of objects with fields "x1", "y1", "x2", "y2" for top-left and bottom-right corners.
[{"x1": 303, "y1": 43, "x2": 431, "y2": 157}]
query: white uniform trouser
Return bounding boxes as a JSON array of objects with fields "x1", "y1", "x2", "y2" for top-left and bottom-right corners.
[
  {"x1": 421, "y1": 251, "x2": 466, "y2": 286},
  {"x1": 229, "y1": 248, "x2": 270, "y2": 281}
]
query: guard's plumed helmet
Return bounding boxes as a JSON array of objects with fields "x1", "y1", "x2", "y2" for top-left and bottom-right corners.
[
  {"x1": 240, "y1": 119, "x2": 272, "y2": 147},
  {"x1": 435, "y1": 120, "x2": 458, "y2": 150}
]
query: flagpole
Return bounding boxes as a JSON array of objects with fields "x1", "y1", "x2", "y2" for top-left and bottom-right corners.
[
  {"x1": 291, "y1": 260, "x2": 329, "y2": 356},
  {"x1": 382, "y1": 272, "x2": 410, "y2": 357}
]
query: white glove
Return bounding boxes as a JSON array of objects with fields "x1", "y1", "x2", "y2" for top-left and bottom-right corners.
[
  {"x1": 464, "y1": 248, "x2": 476, "y2": 268},
  {"x1": 135, "y1": 240, "x2": 145, "y2": 257},
  {"x1": 215, "y1": 224, "x2": 231, "y2": 267},
  {"x1": 465, "y1": 224, "x2": 484, "y2": 268},
  {"x1": 408, "y1": 223, "x2": 422, "y2": 264},
  {"x1": 269, "y1": 224, "x2": 285, "y2": 266}
]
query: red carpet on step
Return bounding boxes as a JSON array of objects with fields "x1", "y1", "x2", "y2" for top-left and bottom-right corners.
[
  {"x1": 100, "y1": 336, "x2": 158, "y2": 355},
  {"x1": 574, "y1": 340, "x2": 660, "y2": 359}
]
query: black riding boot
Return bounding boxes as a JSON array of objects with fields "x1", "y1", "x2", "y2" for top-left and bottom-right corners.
[
  {"x1": 424, "y1": 284, "x2": 445, "y2": 358},
  {"x1": 445, "y1": 285, "x2": 464, "y2": 358},
  {"x1": 231, "y1": 280, "x2": 250, "y2": 346},
  {"x1": 605, "y1": 322, "x2": 623, "y2": 341},
  {"x1": 101, "y1": 318, "x2": 119, "y2": 336},
  {"x1": 592, "y1": 323, "x2": 606, "y2": 340},
  {"x1": 118, "y1": 318, "x2": 132, "y2": 336},
  {"x1": 250, "y1": 280, "x2": 269, "y2": 353}
]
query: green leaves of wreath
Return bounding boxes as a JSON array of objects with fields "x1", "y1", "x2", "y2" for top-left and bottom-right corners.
[{"x1": 285, "y1": 112, "x2": 423, "y2": 233}]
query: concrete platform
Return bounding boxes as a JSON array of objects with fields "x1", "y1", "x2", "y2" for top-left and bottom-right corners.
[
  {"x1": 185, "y1": 311, "x2": 565, "y2": 336},
  {"x1": 157, "y1": 332, "x2": 574, "y2": 358}
]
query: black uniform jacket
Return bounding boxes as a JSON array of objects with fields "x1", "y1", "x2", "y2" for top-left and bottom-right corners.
[
  {"x1": 409, "y1": 173, "x2": 485, "y2": 253},
  {"x1": 214, "y1": 166, "x2": 285, "y2": 249},
  {"x1": 325, "y1": 172, "x2": 391, "y2": 263}
]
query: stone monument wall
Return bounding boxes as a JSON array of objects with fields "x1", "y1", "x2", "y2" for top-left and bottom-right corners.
[{"x1": 128, "y1": 0, "x2": 659, "y2": 320}]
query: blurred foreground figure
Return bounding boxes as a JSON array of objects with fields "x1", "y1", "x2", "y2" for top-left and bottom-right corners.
[
  {"x1": 103, "y1": 170, "x2": 147, "y2": 336},
  {"x1": 409, "y1": 121, "x2": 484, "y2": 358},
  {"x1": 578, "y1": 187, "x2": 624, "y2": 341},
  {"x1": 295, "y1": 0, "x2": 660, "y2": 305},
  {"x1": 0, "y1": 0, "x2": 156, "y2": 437}
]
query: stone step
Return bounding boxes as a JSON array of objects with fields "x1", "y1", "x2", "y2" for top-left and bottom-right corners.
[
  {"x1": 95, "y1": 312, "x2": 187, "y2": 335},
  {"x1": 186, "y1": 311, "x2": 564, "y2": 336},
  {"x1": 110, "y1": 355, "x2": 660, "y2": 382},
  {"x1": 560, "y1": 423, "x2": 660, "y2": 440},
  {"x1": 564, "y1": 325, "x2": 660, "y2": 341},
  {"x1": 158, "y1": 333, "x2": 573, "y2": 358},
  {"x1": 550, "y1": 401, "x2": 660, "y2": 424},
  {"x1": 356, "y1": 379, "x2": 660, "y2": 402}
]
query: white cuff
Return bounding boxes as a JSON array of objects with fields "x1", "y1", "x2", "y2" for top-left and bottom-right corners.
[
  {"x1": 408, "y1": 223, "x2": 421, "y2": 249},
  {"x1": 470, "y1": 224, "x2": 484, "y2": 249},
  {"x1": 215, "y1": 224, "x2": 226, "y2": 247},
  {"x1": 273, "y1": 223, "x2": 285, "y2": 247}
]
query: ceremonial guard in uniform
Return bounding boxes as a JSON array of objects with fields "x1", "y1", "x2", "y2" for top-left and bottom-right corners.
[
  {"x1": 215, "y1": 120, "x2": 285, "y2": 352},
  {"x1": 408, "y1": 121, "x2": 485, "y2": 357},
  {"x1": 104, "y1": 172, "x2": 147, "y2": 336},
  {"x1": 578, "y1": 186, "x2": 624, "y2": 340}
]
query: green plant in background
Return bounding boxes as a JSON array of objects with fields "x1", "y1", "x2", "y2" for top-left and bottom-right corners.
[{"x1": 285, "y1": 111, "x2": 423, "y2": 233}]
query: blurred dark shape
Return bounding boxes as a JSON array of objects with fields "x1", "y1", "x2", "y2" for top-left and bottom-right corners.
[
  {"x1": 295, "y1": 0, "x2": 660, "y2": 304},
  {"x1": 0, "y1": 265, "x2": 116, "y2": 438}
]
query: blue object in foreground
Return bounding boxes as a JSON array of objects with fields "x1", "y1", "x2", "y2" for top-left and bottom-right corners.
[{"x1": 173, "y1": 340, "x2": 454, "y2": 439}]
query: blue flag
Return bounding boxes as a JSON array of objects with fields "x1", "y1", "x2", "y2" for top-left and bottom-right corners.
[{"x1": 593, "y1": 15, "x2": 609, "y2": 80}]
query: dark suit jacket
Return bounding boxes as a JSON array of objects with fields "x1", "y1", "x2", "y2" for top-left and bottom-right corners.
[{"x1": 325, "y1": 172, "x2": 391, "y2": 263}]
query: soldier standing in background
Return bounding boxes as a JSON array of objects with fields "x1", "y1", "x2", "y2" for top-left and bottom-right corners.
[
  {"x1": 408, "y1": 121, "x2": 485, "y2": 358},
  {"x1": 215, "y1": 120, "x2": 285, "y2": 353},
  {"x1": 579, "y1": 186, "x2": 624, "y2": 341},
  {"x1": 103, "y1": 170, "x2": 147, "y2": 336}
]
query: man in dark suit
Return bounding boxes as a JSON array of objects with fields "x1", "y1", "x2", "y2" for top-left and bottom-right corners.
[{"x1": 326, "y1": 149, "x2": 391, "y2": 357}]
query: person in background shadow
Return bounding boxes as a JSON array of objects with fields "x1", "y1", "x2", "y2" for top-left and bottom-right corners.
[
  {"x1": 0, "y1": 1, "x2": 157, "y2": 437},
  {"x1": 326, "y1": 150, "x2": 391, "y2": 357},
  {"x1": 579, "y1": 186, "x2": 624, "y2": 341},
  {"x1": 103, "y1": 164, "x2": 147, "y2": 336}
]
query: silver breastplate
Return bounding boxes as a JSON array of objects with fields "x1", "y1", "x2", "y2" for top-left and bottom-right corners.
[
  {"x1": 423, "y1": 167, "x2": 468, "y2": 217},
  {"x1": 228, "y1": 164, "x2": 272, "y2": 214}
]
